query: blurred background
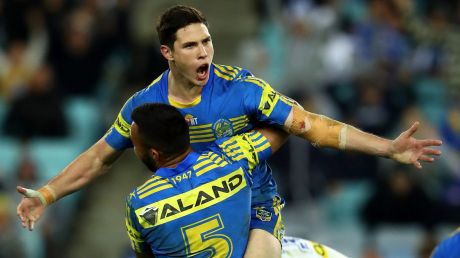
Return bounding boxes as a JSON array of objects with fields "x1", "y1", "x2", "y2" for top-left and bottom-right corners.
[{"x1": 0, "y1": 0, "x2": 459, "y2": 257}]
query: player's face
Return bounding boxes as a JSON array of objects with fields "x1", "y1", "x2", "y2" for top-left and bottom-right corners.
[
  {"x1": 171, "y1": 23, "x2": 214, "y2": 86},
  {"x1": 131, "y1": 123, "x2": 159, "y2": 172}
]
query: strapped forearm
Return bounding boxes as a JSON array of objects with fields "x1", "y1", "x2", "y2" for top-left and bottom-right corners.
[
  {"x1": 286, "y1": 106, "x2": 348, "y2": 149},
  {"x1": 285, "y1": 106, "x2": 391, "y2": 156}
]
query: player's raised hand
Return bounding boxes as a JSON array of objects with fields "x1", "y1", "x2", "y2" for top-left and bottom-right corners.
[
  {"x1": 16, "y1": 186, "x2": 52, "y2": 231},
  {"x1": 389, "y1": 122, "x2": 442, "y2": 169}
]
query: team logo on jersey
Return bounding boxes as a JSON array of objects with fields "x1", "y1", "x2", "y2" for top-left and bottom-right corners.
[
  {"x1": 184, "y1": 114, "x2": 198, "y2": 126},
  {"x1": 141, "y1": 207, "x2": 158, "y2": 226},
  {"x1": 255, "y1": 207, "x2": 272, "y2": 222},
  {"x1": 212, "y1": 118, "x2": 234, "y2": 138}
]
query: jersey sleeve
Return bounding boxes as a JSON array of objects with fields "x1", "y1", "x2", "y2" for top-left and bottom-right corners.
[
  {"x1": 104, "y1": 96, "x2": 136, "y2": 150},
  {"x1": 125, "y1": 193, "x2": 151, "y2": 254},
  {"x1": 431, "y1": 229, "x2": 460, "y2": 258},
  {"x1": 216, "y1": 130, "x2": 272, "y2": 173},
  {"x1": 240, "y1": 76, "x2": 297, "y2": 127}
]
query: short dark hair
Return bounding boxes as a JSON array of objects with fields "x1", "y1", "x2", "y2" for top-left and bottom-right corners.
[
  {"x1": 156, "y1": 5, "x2": 208, "y2": 48},
  {"x1": 131, "y1": 103, "x2": 190, "y2": 157}
]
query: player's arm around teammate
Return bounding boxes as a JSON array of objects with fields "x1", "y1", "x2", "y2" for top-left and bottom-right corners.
[{"x1": 284, "y1": 105, "x2": 442, "y2": 169}]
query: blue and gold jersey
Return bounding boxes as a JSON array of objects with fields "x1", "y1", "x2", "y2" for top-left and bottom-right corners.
[
  {"x1": 125, "y1": 131, "x2": 273, "y2": 257},
  {"x1": 105, "y1": 63, "x2": 294, "y2": 205}
]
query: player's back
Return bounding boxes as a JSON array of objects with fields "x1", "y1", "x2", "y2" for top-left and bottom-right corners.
[{"x1": 126, "y1": 151, "x2": 252, "y2": 257}]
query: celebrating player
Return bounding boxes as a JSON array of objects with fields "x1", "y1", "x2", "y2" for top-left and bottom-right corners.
[
  {"x1": 125, "y1": 103, "x2": 348, "y2": 258},
  {"x1": 17, "y1": 5, "x2": 442, "y2": 257}
]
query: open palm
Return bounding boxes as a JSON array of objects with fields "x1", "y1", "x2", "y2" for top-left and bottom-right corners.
[{"x1": 389, "y1": 122, "x2": 442, "y2": 169}]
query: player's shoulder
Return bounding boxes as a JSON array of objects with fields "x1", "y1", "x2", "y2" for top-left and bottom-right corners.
[
  {"x1": 193, "y1": 149, "x2": 232, "y2": 172},
  {"x1": 434, "y1": 228, "x2": 460, "y2": 257},
  {"x1": 127, "y1": 175, "x2": 171, "y2": 208},
  {"x1": 131, "y1": 72, "x2": 166, "y2": 100},
  {"x1": 212, "y1": 63, "x2": 272, "y2": 90},
  {"x1": 212, "y1": 63, "x2": 249, "y2": 82}
]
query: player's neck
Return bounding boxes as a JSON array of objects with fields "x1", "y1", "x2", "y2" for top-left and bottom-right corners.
[
  {"x1": 168, "y1": 67, "x2": 203, "y2": 103},
  {"x1": 161, "y1": 147, "x2": 193, "y2": 169}
]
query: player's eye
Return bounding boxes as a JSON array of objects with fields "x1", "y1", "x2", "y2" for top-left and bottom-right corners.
[
  {"x1": 203, "y1": 38, "x2": 211, "y2": 44},
  {"x1": 184, "y1": 43, "x2": 196, "y2": 49}
]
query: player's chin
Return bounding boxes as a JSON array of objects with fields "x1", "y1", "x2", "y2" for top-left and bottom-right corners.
[{"x1": 194, "y1": 76, "x2": 209, "y2": 86}]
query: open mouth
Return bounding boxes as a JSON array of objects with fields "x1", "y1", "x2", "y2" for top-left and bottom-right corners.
[{"x1": 196, "y1": 64, "x2": 209, "y2": 81}]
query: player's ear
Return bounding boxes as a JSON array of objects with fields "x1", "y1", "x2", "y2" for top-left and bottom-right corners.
[
  {"x1": 150, "y1": 148, "x2": 160, "y2": 161},
  {"x1": 160, "y1": 45, "x2": 174, "y2": 61}
]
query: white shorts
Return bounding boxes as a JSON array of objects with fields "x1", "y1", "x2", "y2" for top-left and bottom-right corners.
[{"x1": 282, "y1": 236, "x2": 349, "y2": 258}]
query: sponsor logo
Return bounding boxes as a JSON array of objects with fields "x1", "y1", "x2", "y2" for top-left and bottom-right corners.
[
  {"x1": 184, "y1": 114, "x2": 198, "y2": 126},
  {"x1": 137, "y1": 169, "x2": 246, "y2": 228},
  {"x1": 212, "y1": 118, "x2": 234, "y2": 138}
]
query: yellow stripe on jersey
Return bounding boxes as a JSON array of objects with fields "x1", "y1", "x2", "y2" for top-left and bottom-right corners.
[
  {"x1": 233, "y1": 120, "x2": 248, "y2": 127},
  {"x1": 194, "y1": 153, "x2": 228, "y2": 176},
  {"x1": 139, "y1": 184, "x2": 173, "y2": 199},
  {"x1": 190, "y1": 133, "x2": 215, "y2": 140},
  {"x1": 126, "y1": 218, "x2": 145, "y2": 252},
  {"x1": 193, "y1": 156, "x2": 213, "y2": 171},
  {"x1": 168, "y1": 95, "x2": 202, "y2": 108},
  {"x1": 219, "y1": 131, "x2": 270, "y2": 171},
  {"x1": 214, "y1": 64, "x2": 239, "y2": 78},
  {"x1": 114, "y1": 112, "x2": 131, "y2": 138},
  {"x1": 189, "y1": 128, "x2": 213, "y2": 134},
  {"x1": 220, "y1": 64, "x2": 242, "y2": 74},
  {"x1": 251, "y1": 133, "x2": 266, "y2": 147},
  {"x1": 195, "y1": 163, "x2": 220, "y2": 176},
  {"x1": 147, "y1": 73, "x2": 164, "y2": 88},
  {"x1": 243, "y1": 77, "x2": 270, "y2": 89},
  {"x1": 126, "y1": 203, "x2": 145, "y2": 253},
  {"x1": 214, "y1": 68, "x2": 233, "y2": 81},
  {"x1": 233, "y1": 124, "x2": 247, "y2": 133},
  {"x1": 137, "y1": 177, "x2": 169, "y2": 194},
  {"x1": 249, "y1": 132, "x2": 271, "y2": 153},
  {"x1": 219, "y1": 141, "x2": 242, "y2": 160},
  {"x1": 229, "y1": 115, "x2": 247, "y2": 122},
  {"x1": 189, "y1": 124, "x2": 212, "y2": 130},
  {"x1": 136, "y1": 168, "x2": 246, "y2": 228},
  {"x1": 190, "y1": 138, "x2": 216, "y2": 144}
]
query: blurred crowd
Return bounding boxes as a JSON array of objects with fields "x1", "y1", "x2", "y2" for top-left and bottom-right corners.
[{"x1": 0, "y1": 0, "x2": 459, "y2": 258}]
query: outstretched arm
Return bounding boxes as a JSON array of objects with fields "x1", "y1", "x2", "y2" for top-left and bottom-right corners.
[
  {"x1": 16, "y1": 138, "x2": 123, "y2": 230},
  {"x1": 285, "y1": 105, "x2": 442, "y2": 169}
]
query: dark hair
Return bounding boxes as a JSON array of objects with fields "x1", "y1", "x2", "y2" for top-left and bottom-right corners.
[
  {"x1": 131, "y1": 103, "x2": 190, "y2": 157},
  {"x1": 156, "y1": 5, "x2": 208, "y2": 48}
]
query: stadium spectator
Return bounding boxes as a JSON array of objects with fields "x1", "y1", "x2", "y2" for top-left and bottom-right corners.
[{"x1": 3, "y1": 64, "x2": 68, "y2": 140}]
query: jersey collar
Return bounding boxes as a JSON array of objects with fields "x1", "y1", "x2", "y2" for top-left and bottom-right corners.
[{"x1": 155, "y1": 151, "x2": 200, "y2": 178}]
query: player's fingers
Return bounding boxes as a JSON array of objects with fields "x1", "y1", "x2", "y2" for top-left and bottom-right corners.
[
  {"x1": 413, "y1": 160, "x2": 422, "y2": 169},
  {"x1": 419, "y1": 155, "x2": 434, "y2": 162},
  {"x1": 28, "y1": 219, "x2": 35, "y2": 231},
  {"x1": 423, "y1": 148, "x2": 442, "y2": 156},
  {"x1": 16, "y1": 186, "x2": 27, "y2": 195},
  {"x1": 419, "y1": 139, "x2": 442, "y2": 147},
  {"x1": 404, "y1": 121, "x2": 419, "y2": 137},
  {"x1": 17, "y1": 211, "x2": 25, "y2": 222},
  {"x1": 18, "y1": 187, "x2": 40, "y2": 198}
]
